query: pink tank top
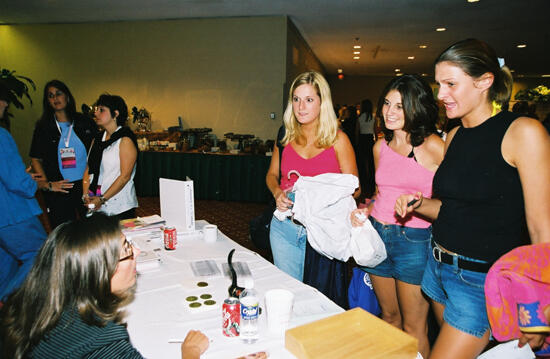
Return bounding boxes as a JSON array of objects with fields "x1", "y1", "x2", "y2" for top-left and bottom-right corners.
[
  {"x1": 370, "y1": 141, "x2": 435, "y2": 228},
  {"x1": 280, "y1": 144, "x2": 341, "y2": 190}
]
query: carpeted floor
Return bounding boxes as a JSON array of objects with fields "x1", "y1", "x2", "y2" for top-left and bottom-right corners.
[{"x1": 136, "y1": 197, "x2": 272, "y2": 261}]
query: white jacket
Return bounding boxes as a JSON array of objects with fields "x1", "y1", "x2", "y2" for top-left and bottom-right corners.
[{"x1": 288, "y1": 173, "x2": 386, "y2": 266}]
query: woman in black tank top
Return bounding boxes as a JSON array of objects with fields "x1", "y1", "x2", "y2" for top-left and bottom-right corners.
[{"x1": 393, "y1": 39, "x2": 550, "y2": 358}]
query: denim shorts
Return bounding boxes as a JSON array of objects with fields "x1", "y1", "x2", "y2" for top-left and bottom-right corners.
[
  {"x1": 360, "y1": 217, "x2": 431, "y2": 285},
  {"x1": 421, "y1": 242, "x2": 490, "y2": 338},
  {"x1": 269, "y1": 216, "x2": 307, "y2": 281}
]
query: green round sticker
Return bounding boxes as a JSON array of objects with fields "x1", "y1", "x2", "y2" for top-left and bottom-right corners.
[
  {"x1": 204, "y1": 300, "x2": 216, "y2": 305},
  {"x1": 200, "y1": 294, "x2": 212, "y2": 300},
  {"x1": 186, "y1": 296, "x2": 198, "y2": 302},
  {"x1": 197, "y1": 281, "x2": 208, "y2": 287},
  {"x1": 189, "y1": 302, "x2": 202, "y2": 308}
]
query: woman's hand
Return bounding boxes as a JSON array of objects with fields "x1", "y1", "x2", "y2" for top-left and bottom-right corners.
[
  {"x1": 88, "y1": 196, "x2": 103, "y2": 210},
  {"x1": 518, "y1": 331, "x2": 548, "y2": 352},
  {"x1": 350, "y1": 208, "x2": 368, "y2": 227},
  {"x1": 49, "y1": 179, "x2": 74, "y2": 193},
  {"x1": 394, "y1": 192, "x2": 423, "y2": 218},
  {"x1": 181, "y1": 330, "x2": 209, "y2": 359},
  {"x1": 274, "y1": 188, "x2": 293, "y2": 211},
  {"x1": 26, "y1": 166, "x2": 45, "y2": 182}
]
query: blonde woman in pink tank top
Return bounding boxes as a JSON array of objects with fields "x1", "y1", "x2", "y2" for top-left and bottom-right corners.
[
  {"x1": 266, "y1": 71, "x2": 359, "y2": 307},
  {"x1": 350, "y1": 75, "x2": 444, "y2": 358}
]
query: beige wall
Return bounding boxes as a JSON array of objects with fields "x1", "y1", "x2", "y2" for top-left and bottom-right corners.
[{"x1": 0, "y1": 16, "x2": 291, "y2": 162}]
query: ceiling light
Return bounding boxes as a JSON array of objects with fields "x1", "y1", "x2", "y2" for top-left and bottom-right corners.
[
  {"x1": 395, "y1": 68, "x2": 400, "y2": 72},
  {"x1": 353, "y1": 45, "x2": 361, "y2": 49},
  {"x1": 337, "y1": 69, "x2": 343, "y2": 73},
  {"x1": 408, "y1": 56, "x2": 415, "y2": 60},
  {"x1": 542, "y1": 74, "x2": 550, "y2": 77},
  {"x1": 419, "y1": 45, "x2": 427, "y2": 49},
  {"x1": 421, "y1": 73, "x2": 429, "y2": 77},
  {"x1": 436, "y1": 27, "x2": 446, "y2": 32},
  {"x1": 353, "y1": 51, "x2": 361, "y2": 54},
  {"x1": 510, "y1": 69, "x2": 515, "y2": 72},
  {"x1": 353, "y1": 56, "x2": 360, "y2": 60},
  {"x1": 396, "y1": 73, "x2": 403, "y2": 76},
  {"x1": 517, "y1": 44, "x2": 527, "y2": 48},
  {"x1": 467, "y1": 0, "x2": 479, "y2": 2}
]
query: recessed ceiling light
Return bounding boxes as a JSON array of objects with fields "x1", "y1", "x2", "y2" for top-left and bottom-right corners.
[
  {"x1": 353, "y1": 51, "x2": 361, "y2": 54},
  {"x1": 353, "y1": 56, "x2": 360, "y2": 60},
  {"x1": 436, "y1": 27, "x2": 446, "y2": 32},
  {"x1": 421, "y1": 73, "x2": 429, "y2": 77},
  {"x1": 419, "y1": 45, "x2": 427, "y2": 49},
  {"x1": 408, "y1": 56, "x2": 415, "y2": 60},
  {"x1": 395, "y1": 68, "x2": 400, "y2": 72},
  {"x1": 353, "y1": 45, "x2": 361, "y2": 49},
  {"x1": 396, "y1": 73, "x2": 403, "y2": 76},
  {"x1": 510, "y1": 69, "x2": 515, "y2": 72},
  {"x1": 467, "y1": 0, "x2": 479, "y2": 2},
  {"x1": 517, "y1": 44, "x2": 527, "y2": 48},
  {"x1": 542, "y1": 74, "x2": 550, "y2": 77},
  {"x1": 337, "y1": 69, "x2": 343, "y2": 73}
]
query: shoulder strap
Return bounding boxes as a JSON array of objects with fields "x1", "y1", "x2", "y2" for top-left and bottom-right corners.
[{"x1": 276, "y1": 125, "x2": 285, "y2": 181}]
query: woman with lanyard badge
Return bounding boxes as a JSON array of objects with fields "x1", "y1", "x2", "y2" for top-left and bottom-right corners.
[
  {"x1": 30, "y1": 80, "x2": 97, "y2": 229},
  {"x1": 395, "y1": 39, "x2": 550, "y2": 358},
  {"x1": 83, "y1": 94, "x2": 138, "y2": 220}
]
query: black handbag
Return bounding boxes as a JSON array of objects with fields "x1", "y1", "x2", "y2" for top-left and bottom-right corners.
[{"x1": 249, "y1": 126, "x2": 285, "y2": 252}]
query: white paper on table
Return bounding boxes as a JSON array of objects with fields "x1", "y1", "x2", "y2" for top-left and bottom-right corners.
[
  {"x1": 477, "y1": 340, "x2": 535, "y2": 359},
  {"x1": 159, "y1": 178, "x2": 195, "y2": 233}
]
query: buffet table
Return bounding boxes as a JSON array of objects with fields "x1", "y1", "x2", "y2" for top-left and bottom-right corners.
[
  {"x1": 125, "y1": 220, "x2": 344, "y2": 358},
  {"x1": 135, "y1": 151, "x2": 272, "y2": 202}
]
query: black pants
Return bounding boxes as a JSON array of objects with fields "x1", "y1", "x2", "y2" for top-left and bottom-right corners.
[
  {"x1": 43, "y1": 179, "x2": 86, "y2": 229},
  {"x1": 357, "y1": 134, "x2": 375, "y2": 197}
]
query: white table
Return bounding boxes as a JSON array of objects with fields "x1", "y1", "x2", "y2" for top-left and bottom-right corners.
[{"x1": 126, "y1": 220, "x2": 344, "y2": 358}]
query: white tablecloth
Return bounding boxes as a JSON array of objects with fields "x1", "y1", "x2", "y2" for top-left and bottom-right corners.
[{"x1": 126, "y1": 220, "x2": 344, "y2": 358}]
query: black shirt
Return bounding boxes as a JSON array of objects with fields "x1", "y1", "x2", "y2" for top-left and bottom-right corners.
[{"x1": 432, "y1": 111, "x2": 525, "y2": 264}]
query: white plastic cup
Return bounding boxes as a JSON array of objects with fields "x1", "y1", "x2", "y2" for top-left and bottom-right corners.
[
  {"x1": 264, "y1": 289, "x2": 294, "y2": 335},
  {"x1": 203, "y1": 224, "x2": 218, "y2": 243}
]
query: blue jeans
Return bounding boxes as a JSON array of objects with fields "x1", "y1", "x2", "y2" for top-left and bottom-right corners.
[
  {"x1": 0, "y1": 216, "x2": 47, "y2": 300},
  {"x1": 361, "y1": 217, "x2": 431, "y2": 285},
  {"x1": 421, "y1": 242, "x2": 490, "y2": 338},
  {"x1": 269, "y1": 216, "x2": 307, "y2": 281}
]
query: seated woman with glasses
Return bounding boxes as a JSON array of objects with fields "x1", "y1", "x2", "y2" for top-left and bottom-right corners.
[{"x1": 0, "y1": 213, "x2": 209, "y2": 359}]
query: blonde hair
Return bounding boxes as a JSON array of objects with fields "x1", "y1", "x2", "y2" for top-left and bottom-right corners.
[{"x1": 281, "y1": 71, "x2": 338, "y2": 148}]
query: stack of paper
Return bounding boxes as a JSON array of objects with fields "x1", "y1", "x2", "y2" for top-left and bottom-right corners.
[
  {"x1": 133, "y1": 235, "x2": 163, "y2": 272},
  {"x1": 121, "y1": 215, "x2": 165, "y2": 241}
]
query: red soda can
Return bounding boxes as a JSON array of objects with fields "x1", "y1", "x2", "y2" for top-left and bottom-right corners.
[
  {"x1": 222, "y1": 297, "x2": 240, "y2": 337},
  {"x1": 163, "y1": 226, "x2": 177, "y2": 250}
]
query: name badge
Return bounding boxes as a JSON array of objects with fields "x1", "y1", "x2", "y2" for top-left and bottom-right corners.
[{"x1": 60, "y1": 147, "x2": 76, "y2": 169}]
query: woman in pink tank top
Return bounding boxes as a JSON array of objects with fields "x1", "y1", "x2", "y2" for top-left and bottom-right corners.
[
  {"x1": 266, "y1": 71, "x2": 358, "y2": 307},
  {"x1": 350, "y1": 75, "x2": 444, "y2": 358}
]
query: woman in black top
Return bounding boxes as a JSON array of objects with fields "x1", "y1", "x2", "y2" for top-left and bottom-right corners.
[
  {"x1": 29, "y1": 80, "x2": 97, "y2": 229},
  {"x1": 395, "y1": 39, "x2": 550, "y2": 358},
  {"x1": 0, "y1": 213, "x2": 209, "y2": 359}
]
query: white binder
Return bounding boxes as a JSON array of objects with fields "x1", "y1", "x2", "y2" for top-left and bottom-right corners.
[{"x1": 159, "y1": 178, "x2": 195, "y2": 233}]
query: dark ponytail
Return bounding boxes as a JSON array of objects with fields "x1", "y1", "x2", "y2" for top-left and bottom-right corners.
[{"x1": 435, "y1": 38, "x2": 513, "y2": 106}]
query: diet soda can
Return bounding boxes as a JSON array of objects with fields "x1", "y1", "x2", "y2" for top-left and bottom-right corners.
[
  {"x1": 222, "y1": 297, "x2": 240, "y2": 337},
  {"x1": 163, "y1": 226, "x2": 177, "y2": 250}
]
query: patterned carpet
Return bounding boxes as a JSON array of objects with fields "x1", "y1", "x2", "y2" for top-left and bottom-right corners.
[{"x1": 136, "y1": 197, "x2": 272, "y2": 261}]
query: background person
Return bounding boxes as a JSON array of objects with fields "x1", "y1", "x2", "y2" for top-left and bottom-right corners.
[
  {"x1": 29, "y1": 80, "x2": 97, "y2": 228},
  {"x1": 266, "y1": 71, "x2": 358, "y2": 307},
  {"x1": 0, "y1": 213, "x2": 209, "y2": 359},
  {"x1": 0, "y1": 85, "x2": 47, "y2": 301},
  {"x1": 350, "y1": 74, "x2": 444, "y2": 358},
  {"x1": 355, "y1": 98, "x2": 376, "y2": 196},
  {"x1": 84, "y1": 94, "x2": 138, "y2": 220},
  {"x1": 395, "y1": 38, "x2": 550, "y2": 359}
]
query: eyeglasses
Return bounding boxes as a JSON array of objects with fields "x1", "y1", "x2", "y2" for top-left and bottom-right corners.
[
  {"x1": 47, "y1": 90, "x2": 65, "y2": 99},
  {"x1": 119, "y1": 237, "x2": 135, "y2": 262}
]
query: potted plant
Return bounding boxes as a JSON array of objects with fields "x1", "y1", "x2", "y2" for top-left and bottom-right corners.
[{"x1": 0, "y1": 68, "x2": 36, "y2": 130}]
